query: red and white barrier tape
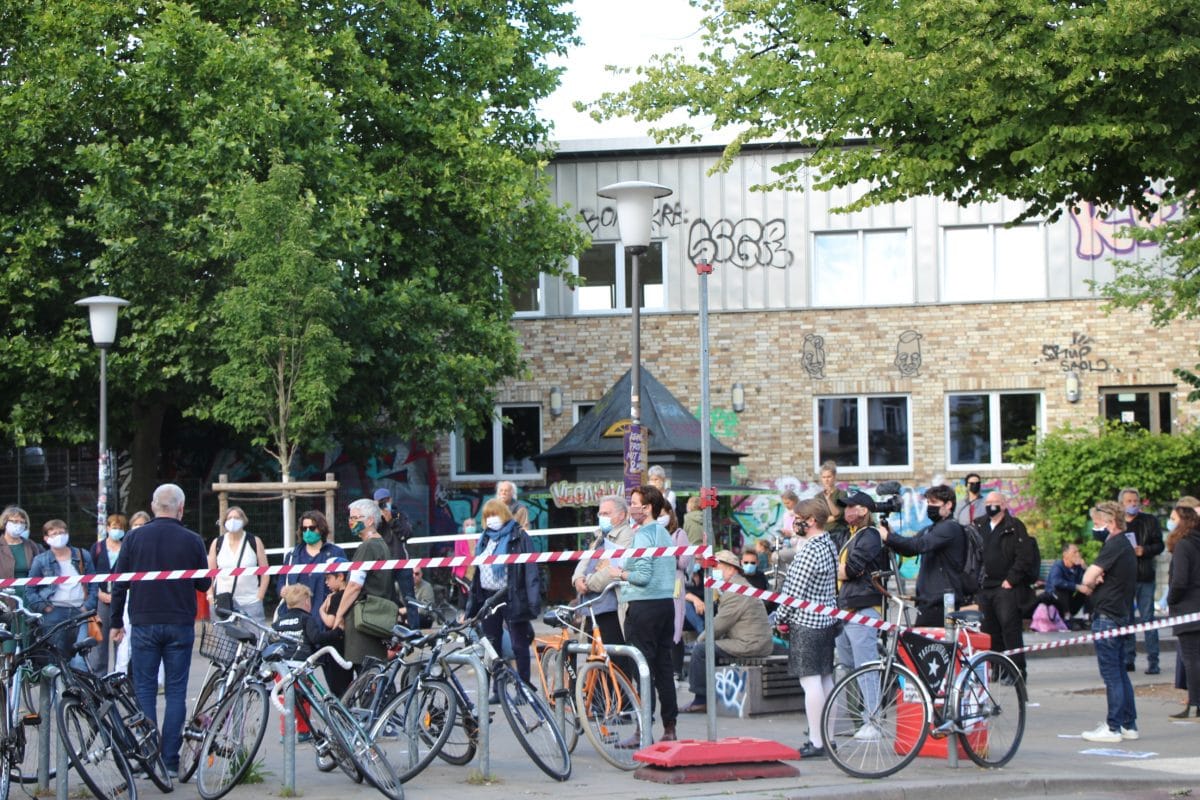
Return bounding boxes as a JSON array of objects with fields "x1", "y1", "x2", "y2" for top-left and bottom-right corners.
[
  {"x1": 703, "y1": 578, "x2": 1200, "y2": 657},
  {"x1": 0, "y1": 544, "x2": 709, "y2": 589}
]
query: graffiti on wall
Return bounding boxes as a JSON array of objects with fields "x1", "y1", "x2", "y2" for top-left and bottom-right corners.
[
  {"x1": 714, "y1": 667, "x2": 748, "y2": 718},
  {"x1": 694, "y1": 405, "x2": 740, "y2": 440},
  {"x1": 894, "y1": 330, "x2": 923, "y2": 377},
  {"x1": 579, "y1": 202, "x2": 686, "y2": 236},
  {"x1": 1069, "y1": 198, "x2": 1182, "y2": 261},
  {"x1": 687, "y1": 218, "x2": 794, "y2": 270},
  {"x1": 802, "y1": 334, "x2": 827, "y2": 379},
  {"x1": 1041, "y1": 332, "x2": 1115, "y2": 373}
]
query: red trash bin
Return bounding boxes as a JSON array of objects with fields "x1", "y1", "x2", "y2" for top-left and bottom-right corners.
[{"x1": 894, "y1": 626, "x2": 991, "y2": 759}]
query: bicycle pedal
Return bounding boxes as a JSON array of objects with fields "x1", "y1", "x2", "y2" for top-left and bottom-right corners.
[{"x1": 21, "y1": 713, "x2": 41, "y2": 726}]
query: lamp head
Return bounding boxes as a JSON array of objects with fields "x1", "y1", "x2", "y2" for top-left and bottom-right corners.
[
  {"x1": 75, "y1": 296, "x2": 130, "y2": 349},
  {"x1": 597, "y1": 181, "x2": 673, "y2": 252}
]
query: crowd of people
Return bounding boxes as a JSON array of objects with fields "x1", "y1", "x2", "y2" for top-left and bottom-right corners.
[{"x1": 3, "y1": 466, "x2": 1199, "y2": 775}]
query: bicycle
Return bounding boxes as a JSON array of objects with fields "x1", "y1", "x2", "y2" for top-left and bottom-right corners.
[
  {"x1": 822, "y1": 572, "x2": 1027, "y2": 779},
  {"x1": 267, "y1": 643, "x2": 403, "y2": 800},
  {"x1": 534, "y1": 581, "x2": 643, "y2": 769}
]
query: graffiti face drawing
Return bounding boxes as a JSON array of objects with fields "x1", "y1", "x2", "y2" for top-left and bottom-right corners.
[
  {"x1": 802, "y1": 333, "x2": 826, "y2": 379},
  {"x1": 894, "y1": 330, "x2": 923, "y2": 376}
]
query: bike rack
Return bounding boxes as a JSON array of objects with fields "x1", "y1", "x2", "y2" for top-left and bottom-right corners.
[
  {"x1": 445, "y1": 649, "x2": 491, "y2": 778},
  {"x1": 564, "y1": 641, "x2": 652, "y2": 751},
  {"x1": 281, "y1": 682, "x2": 297, "y2": 793}
]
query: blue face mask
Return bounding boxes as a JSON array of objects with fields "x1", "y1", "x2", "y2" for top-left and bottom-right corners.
[
  {"x1": 1167, "y1": 518, "x2": 1178, "y2": 533},
  {"x1": 742, "y1": 562, "x2": 757, "y2": 575},
  {"x1": 598, "y1": 515, "x2": 613, "y2": 534},
  {"x1": 107, "y1": 529, "x2": 126, "y2": 542}
]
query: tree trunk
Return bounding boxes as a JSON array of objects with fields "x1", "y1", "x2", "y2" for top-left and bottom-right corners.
[{"x1": 125, "y1": 401, "x2": 166, "y2": 513}]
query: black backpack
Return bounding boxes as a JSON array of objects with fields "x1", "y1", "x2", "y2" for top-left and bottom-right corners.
[{"x1": 960, "y1": 522, "x2": 985, "y2": 596}]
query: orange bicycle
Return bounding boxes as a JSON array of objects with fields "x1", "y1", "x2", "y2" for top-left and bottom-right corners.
[{"x1": 533, "y1": 582, "x2": 642, "y2": 770}]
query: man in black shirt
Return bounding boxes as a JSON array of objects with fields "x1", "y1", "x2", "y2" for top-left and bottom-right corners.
[
  {"x1": 1079, "y1": 501, "x2": 1139, "y2": 743},
  {"x1": 374, "y1": 487, "x2": 418, "y2": 629},
  {"x1": 880, "y1": 484, "x2": 965, "y2": 626},
  {"x1": 975, "y1": 491, "x2": 1040, "y2": 680}
]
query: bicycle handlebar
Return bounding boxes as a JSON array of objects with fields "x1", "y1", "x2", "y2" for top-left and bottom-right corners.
[
  {"x1": 268, "y1": 644, "x2": 353, "y2": 714},
  {"x1": 215, "y1": 610, "x2": 302, "y2": 643},
  {"x1": 0, "y1": 590, "x2": 43, "y2": 621}
]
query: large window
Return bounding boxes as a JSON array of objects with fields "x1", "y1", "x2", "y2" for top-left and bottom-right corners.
[
  {"x1": 815, "y1": 395, "x2": 911, "y2": 470},
  {"x1": 1101, "y1": 386, "x2": 1174, "y2": 434},
  {"x1": 575, "y1": 241, "x2": 665, "y2": 312},
  {"x1": 947, "y1": 392, "x2": 1041, "y2": 467},
  {"x1": 942, "y1": 224, "x2": 1045, "y2": 302},
  {"x1": 509, "y1": 274, "x2": 543, "y2": 315},
  {"x1": 812, "y1": 230, "x2": 912, "y2": 306},
  {"x1": 452, "y1": 404, "x2": 542, "y2": 480}
]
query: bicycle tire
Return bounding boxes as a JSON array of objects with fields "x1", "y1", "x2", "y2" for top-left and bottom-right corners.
[
  {"x1": 179, "y1": 670, "x2": 224, "y2": 783},
  {"x1": 326, "y1": 699, "x2": 403, "y2": 800},
  {"x1": 371, "y1": 680, "x2": 454, "y2": 783},
  {"x1": 56, "y1": 694, "x2": 137, "y2": 800},
  {"x1": 0, "y1": 687, "x2": 12, "y2": 800},
  {"x1": 496, "y1": 668, "x2": 571, "y2": 781},
  {"x1": 436, "y1": 660, "x2": 479, "y2": 766},
  {"x1": 823, "y1": 662, "x2": 930, "y2": 780},
  {"x1": 108, "y1": 677, "x2": 173, "y2": 793},
  {"x1": 539, "y1": 647, "x2": 580, "y2": 753},
  {"x1": 12, "y1": 674, "x2": 54, "y2": 784},
  {"x1": 955, "y1": 652, "x2": 1026, "y2": 769},
  {"x1": 195, "y1": 683, "x2": 269, "y2": 800},
  {"x1": 575, "y1": 661, "x2": 642, "y2": 770}
]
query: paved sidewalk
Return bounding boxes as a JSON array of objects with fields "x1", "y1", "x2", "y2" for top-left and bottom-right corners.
[{"x1": 93, "y1": 631, "x2": 1195, "y2": 800}]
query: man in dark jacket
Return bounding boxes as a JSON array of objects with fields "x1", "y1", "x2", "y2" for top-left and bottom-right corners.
[
  {"x1": 1119, "y1": 488, "x2": 1164, "y2": 674},
  {"x1": 835, "y1": 491, "x2": 890, "y2": 723},
  {"x1": 975, "y1": 491, "x2": 1040, "y2": 679},
  {"x1": 880, "y1": 484, "x2": 965, "y2": 626},
  {"x1": 110, "y1": 483, "x2": 211, "y2": 776},
  {"x1": 374, "y1": 487, "x2": 419, "y2": 630}
]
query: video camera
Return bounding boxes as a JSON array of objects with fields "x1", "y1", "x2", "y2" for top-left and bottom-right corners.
[{"x1": 873, "y1": 480, "x2": 904, "y2": 515}]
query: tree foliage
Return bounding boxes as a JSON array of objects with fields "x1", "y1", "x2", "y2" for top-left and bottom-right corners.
[
  {"x1": 0, "y1": 1, "x2": 586, "y2": 496},
  {"x1": 588, "y1": 0, "x2": 1200, "y2": 329},
  {"x1": 1008, "y1": 421, "x2": 1200, "y2": 559}
]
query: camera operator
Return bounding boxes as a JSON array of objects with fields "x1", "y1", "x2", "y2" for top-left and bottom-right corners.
[{"x1": 878, "y1": 484, "x2": 967, "y2": 626}]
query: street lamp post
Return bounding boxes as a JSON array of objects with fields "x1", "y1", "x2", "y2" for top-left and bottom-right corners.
[
  {"x1": 596, "y1": 181, "x2": 672, "y2": 499},
  {"x1": 76, "y1": 296, "x2": 130, "y2": 547}
]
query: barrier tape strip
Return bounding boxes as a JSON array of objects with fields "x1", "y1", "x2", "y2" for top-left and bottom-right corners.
[
  {"x1": 0, "y1": 544, "x2": 709, "y2": 589},
  {"x1": 703, "y1": 578, "x2": 1200, "y2": 657}
]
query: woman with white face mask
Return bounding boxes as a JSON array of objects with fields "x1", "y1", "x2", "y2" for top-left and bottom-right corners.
[
  {"x1": 207, "y1": 506, "x2": 269, "y2": 623},
  {"x1": 25, "y1": 519, "x2": 99, "y2": 670},
  {"x1": 0, "y1": 505, "x2": 41, "y2": 618},
  {"x1": 87, "y1": 512, "x2": 129, "y2": 672}
]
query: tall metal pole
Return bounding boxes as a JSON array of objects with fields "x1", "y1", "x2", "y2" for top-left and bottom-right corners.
[
  {"x1": 696, "y1": 260, "x2": 716, "y2": 741},
  {"x1": 97, "y1": 345, "x2": 109, "y2": 544}
]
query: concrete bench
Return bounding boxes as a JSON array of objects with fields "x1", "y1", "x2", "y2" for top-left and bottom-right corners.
[{"x1": 712, "y1": 654, "x2": 805, "y2": 718}]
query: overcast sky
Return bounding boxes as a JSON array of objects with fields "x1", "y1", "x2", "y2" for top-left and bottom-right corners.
[{"x1": 538, "y1": 0, "x2": 708, "y2": 141}]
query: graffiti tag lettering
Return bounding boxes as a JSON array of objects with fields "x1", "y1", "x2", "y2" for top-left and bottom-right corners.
[
  {"x1": 1069, "y1": 197, "x2": 1182, "y2": 261},
  {"x1": 579, "y1": 202, "x2": 686, "y2": 236},
  {"x1": 1041, "y1": 332, "x2": 1112, "y2": 373},
  {"x1": 714, "y1": 667, "x2": 748, "y2": 718},
  {"x1": 687, "y1": 218, "x2": 793, "y2": 270}
]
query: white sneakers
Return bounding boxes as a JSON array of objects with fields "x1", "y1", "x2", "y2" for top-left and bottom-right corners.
[
  {"x1": 1081, "y1": 722, "x2": 1139, "y2": 742},
  {"x1": 853, "y1": 723, "x2": 882, "y2": 742},
  {"x1": 1081, "y1": 722, "x2": 1122, "y2": 743}
]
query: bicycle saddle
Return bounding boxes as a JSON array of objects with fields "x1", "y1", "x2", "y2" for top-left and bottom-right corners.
[
  {"x1": 946, "y1": 610, "x2": 983, "y2": 625},
  {"x1": 390, "y1": 623, "x2": 423, "y2": 642}
]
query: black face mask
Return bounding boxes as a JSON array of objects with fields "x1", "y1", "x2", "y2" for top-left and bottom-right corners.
[
  {"x1": 967, "y1": 482, "x2": 981, "y2": 495},
  {"x1": 926, "y1": 505, "x2": 943, "y2": 524},
  {"x1": 985, "y1": 504, "x2": 1002, "y2": 517}
]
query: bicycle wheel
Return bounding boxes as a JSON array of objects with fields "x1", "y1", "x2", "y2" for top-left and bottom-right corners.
[
  {"x1": 436, "y1": 660, "x2": 479, "y2": 766},
  {"x1": 195, "y1": 683, "x2": 269, "y2": 800},
  {"x1": 823, "y1": 662, "x2": 930, "y2": 780},
  {"x1": 956, "y1": 652, "x2": 1026, "y2": 769},
  {"x1": 539, "y1": 647, "x2": 580, "y2": 753},
  {"x1": 179, "y1": 671, "x2": 224, "y2": 782},
  {"x1": 574, "y1": 661, "x2": 642, "y2": 770},
  {"x1": 0, "y1": 690, "x2": 12, "y2": 800},
  {"x1": 325, "y1": 700, "x2": 403, "y2": 800},
  {"x1": 108, "y1": 676, "x2": 173, "y2": 793},
  {"x1": 12, "y1": 675, "x2": 54, "y2": 784},
  {"x1": 372, "y1": 681, "x2": 454, "y2": 783},
  {"x1": 56, "y1": 695, "x2": 136, "y2": 800},
  {"x1": 307, "y1": 699, "x2": 362, "y2": 781},
  {"x1": 496, "y1": 668, "x2": 571, "y2": 781}
]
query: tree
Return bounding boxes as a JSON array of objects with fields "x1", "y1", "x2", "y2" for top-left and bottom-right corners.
[
  {"x1": 0, "y1": 1, "x2": 586, "y2": 508},
  {"x1": 588, "y1": 0, "x2": 1199, "y2": 312}
]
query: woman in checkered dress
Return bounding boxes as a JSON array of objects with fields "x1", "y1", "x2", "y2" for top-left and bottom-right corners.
[{"x1": 775, "y1": 497, "x2": 840, "y2": 759}]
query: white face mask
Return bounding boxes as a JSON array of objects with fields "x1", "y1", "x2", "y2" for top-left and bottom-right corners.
[
  {"x1": 224, "y1": 518, "x2": 245, "y2": 533},
  {"x1": 47, "y1": 533, "x2": 70, "y2": 549},
  {"x1": 657, "y1": 514, "x2": 670, "y2": 528},
  {"x1": 485, "y1": 516, "x2": 503, "y2": 531},
  {"x1": 5, "y1": 521, "x2": 26, "y2": 538}
]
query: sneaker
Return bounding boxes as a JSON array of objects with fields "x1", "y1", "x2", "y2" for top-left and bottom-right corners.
[
  {"x1": 1120, "y1": 726, "x2": 1139, "y2": 740},
  {"x1": 798, "y1": 742, "x2": 827, "y2": 759},
  {"x1": 1081, "y1": 723, "x2": 1122, "y2": 743},
  {"x1": 1145, "y1": 666, "x2": 1161, "y2": 675},
  {"x1": 853, "y1": 723, "x2": 882, "y2": 742},
  {"x1": 166, "y1": 767, "x2": 179, "y2": 780}
]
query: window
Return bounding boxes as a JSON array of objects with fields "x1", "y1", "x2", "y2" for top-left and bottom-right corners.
[
  {"x1": 509, "y1": 273, "x2": 543, "y2": 315},
  {"x1": 451, "y1": 404, "x2": 542, "y2": 480},
  {"x1": 1100, "y1": 386, "x2": 1174, "y2": 434},
  {"x1": 947, "y1": 392, "x2": 1042, "y2": 467},
  {"x1": 942, "y1": 224, "x2": 1045, "y2": 302},
  {"x1": 815, "y1": 395, "x2": 911, "y2": 470},
  {"x1": 812, "y1": 230, "x2": 912, "y2": 306},
  {"x1": 575, "y1": 241, "x2": 665, "y2": 312},
  {"x1": 572, "y1": 402, "x2": 596, "y2": 424}
]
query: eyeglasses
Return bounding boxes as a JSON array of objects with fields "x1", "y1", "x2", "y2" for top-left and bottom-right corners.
[
  {"x1": 300, "y1": 525, "x2": 318, "y2": 532},
  {"x1": 742, "y1": 562, "x2": 756, "y2": 567}
]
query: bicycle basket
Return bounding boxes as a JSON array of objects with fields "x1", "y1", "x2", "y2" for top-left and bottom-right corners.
[{"x1": 198, "y1": 623, "x2": 240, "y2": 666}]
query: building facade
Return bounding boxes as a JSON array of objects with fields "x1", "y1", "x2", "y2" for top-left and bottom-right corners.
[{"x1": 436, "y1": 139, "x2": 1197, "y2": 504}]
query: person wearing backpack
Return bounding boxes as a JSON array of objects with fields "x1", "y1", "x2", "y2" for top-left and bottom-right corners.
[
  {"x1": 974, "y1": 492, "x2": 1040, "y2": 681},
  {"x1": 880, "y1": 484, "x2": 967, "y2": 626},
  {"x1": 25, "y1": 519, "x2": 99, "y2": 671}
]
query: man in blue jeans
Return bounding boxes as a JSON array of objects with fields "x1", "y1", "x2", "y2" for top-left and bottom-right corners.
[
  {"x1": 110, "y1": 483, "x2": 211, "y2": 775},
  {"x1": 1079, "y1": 500, "x2": 1139, "y2": 743}
]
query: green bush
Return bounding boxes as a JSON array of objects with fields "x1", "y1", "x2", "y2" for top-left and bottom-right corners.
[{"x1": 1009, "y1": 420, "x2": 1200, "y2": 560}]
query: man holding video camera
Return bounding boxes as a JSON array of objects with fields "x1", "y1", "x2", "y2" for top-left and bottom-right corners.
[{"x1": 879, "y1": 484, "x2": 967, "y2": 626}]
